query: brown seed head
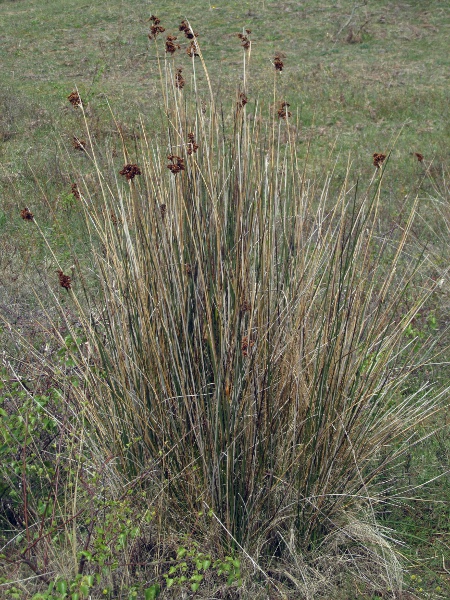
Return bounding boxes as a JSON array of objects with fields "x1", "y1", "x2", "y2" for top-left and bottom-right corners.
[
  {"x1": 72, "y1": 136, "x2": 86, "y2": 151},
  {"x1": 237, "y1": 92, "x2": 248, "y2": 109},
  {"x1": 165, "y1": 35, "x2": 180, "y2": 54},
  {"x1": 167, "y1": 154, "x2": 185, "y2": 174},
  {"x1": 274, "y1": 52, "x2": 285, "y2": 72},
  {"x1": 71, "y1": 183, "x2": 80, "y2": 200},
  {"x1": 20, "y1": 208, "x2": 34, "y2": 221},
  {"x1": 119, "y1": 163, "x2": 141, "y2": 180},
  {"x1": 67, "y1": 91, "x2": 82, "y2": 107},
  {"x1": 149, "y1": 24, "x2": 165, "y2": 39},
  {"x1": 241, "y1": 335, "x2": 255, "y2": 357},
  {"x1": 160, "y1": 203, "x2": 167, "y2": 217},
  {"x1": 175, "y1": 67, "x2": 185, "y2": 90},
  {"x1": 373, "y1": 153, "x2": 386, "y2": 169},
  {"x1": 179, "y1": 20, "x2": 198, "y2": 39},
  {"x1": 237, "y1": 32, "x2": 251, "y2": 50},
  {"x1": 186, "y1": 40, "x2": 199, "y2": 57},
  {"x1": 277, "y1": 101, "x2": 291, "y2": 119},
  {"x1": 415, "y1": 152, "x2": 424, "y2": 162},
  {"x1": 187, "y1": 132, "x2": 199, "y2": 155},
  {"x1": 57, "y1": 270, "x2": 72, "y2": 290}
]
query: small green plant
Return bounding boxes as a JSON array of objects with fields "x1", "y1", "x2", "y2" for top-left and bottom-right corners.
[{"x1": 162, "y1": 541, "x2": 241, "y2": 594}]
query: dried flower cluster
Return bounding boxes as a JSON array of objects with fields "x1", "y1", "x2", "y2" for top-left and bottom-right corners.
[
  {"x1": 165, "y1": 35, "x2": 180, "y2": 55},
  {"x1": 179, "y1": 20, "x2": 198, "y2": 40},
  {"x1": 175, "y1": 67, "x2": 185, "y2": 89},
  {"x1": 20, "y1": 208, "x2": 34, "y2": 221},
  {"x1": 277, "y1": 102, "x2": 291, "y2": 119},
  {"x1": 237, "y1": 92, "x2": 248, "y2": 109},
  {"x1": 67, "y1": 91, "x2": 82, "y2": 107},
  {"x1": 119, "y1": 163, "x2": 141, "y2": 180},
  {"x1": 373, "y1": 153, "x2": 386, "y2": 169},
  {"x1": 274, "y1": 52, "x2": 285, "y2": 71},
  {"x1": 187, "y1": 132, "x2": 199, "y2": 155},
  {"x1": 186, "y1": 40, "x2": 199, "y2": 57},
  {"x1": 237, "y1": 29, "x2": 251, "y2": 50},
  {"x1": 148, "y1": 15, "x2": 165, "y2": 39},
  {"x1": 160, "y1": 203, "x2": 167, "y2": 217},
  {"x1": 167, "y1": 154, "x2": 185, "y2": 174},
  {"x1": 71, "y1": 183, "x2": 80, "y2": 200},
  {"x1": 241, "y1": 335, "x2": 254, "y2": 356},
  {"x1": 72, "y1": 136, "x2": 86, "y2": 151},
  {"x1": 415, "y1": 152, "x2": 424, "y2": 162},
  {"x1": 57, "y1": 270, "x2": 72, "y2": 290},
  {"x1": 185, "y1": 263, "x2": 192, "y2": 276}
]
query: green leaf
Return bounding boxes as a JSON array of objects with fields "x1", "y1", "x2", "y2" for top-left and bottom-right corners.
[
  {"x1": 144, "y1": 584, "x2": 161, "y2": 600},
  {"x1": 57, "y1": 580, "x2": 67, "y2": 595}
]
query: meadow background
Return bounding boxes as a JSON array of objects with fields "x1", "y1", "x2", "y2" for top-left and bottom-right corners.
[{"x1": 1, "y1": 0, "x2": 450, "y2": 598}]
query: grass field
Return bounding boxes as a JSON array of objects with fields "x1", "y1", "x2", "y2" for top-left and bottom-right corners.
[{"x1": 1, "y1": 1, "x2": 450, "y2": 598}]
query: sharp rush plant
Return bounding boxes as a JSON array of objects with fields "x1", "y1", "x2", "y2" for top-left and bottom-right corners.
[{"x1": 6, "y1": 21, "x2": 446, "y2": 597}]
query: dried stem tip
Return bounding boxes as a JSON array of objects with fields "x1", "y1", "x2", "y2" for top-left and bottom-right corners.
[
  {"x1": 373, "y1": 153, "x2": 386, "y2": 169},
  {"x1": 20, "y1": 208, "x2": 34, "y2": 221},
  {"x1": 67, "y1": 91, "x2": 82, "y2": 107},
  {"x1": 57, "y1": 270, "x2": 72, "y2": 290},
  {"x1": 119, "y1": 164, "x2": 141, "y2": 180}
]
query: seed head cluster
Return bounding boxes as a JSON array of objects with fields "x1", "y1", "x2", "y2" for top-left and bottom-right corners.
[
  {"x1": 187, "y1": 132, "x2": 199, "y2": 155},
  {"x1": 57, "y1": 270, "x2": 72, "y2": 290},
  {"x1": 20, "y1": 208, "x2": 34, "y2": 221},
  {"x1": 277, "y1": 102, "x2": 291, "y2": 119},
  {"x1": 415, "y1": 152, "x2": 424, "y2": 162},
  {"x1": 71, "y1": 183, "x2": 80, "y2": 200},
  {"x1": 119, "y1": 164, "x2": 141, "y2": 180},
  {"x1": 237, "y1": 92, "x2": 248, "y2": 109},
  {"x1": 179, "y1": 20, "x2": 198, "y2": 40},
  {"x1": 148, "y1": 15, "x2": 165, "y2": 39},
  {"x1": 175, "y1": 67, "x2": 185, "y2": 90},
  {"x1": 167, "y1": 155, "x2": 185, "y2": 174},
  {"x1": 274, "y1": 52, "x2": 285, "y2": 71},
  {"x1": 72, "y1": 136, "x2": 86, "y2": 151},
  {"x1": 68, "y1": 91, "x2": 82, "y2": 107},
  {"x1": 241, "y1": 335, "x2": 254, "y2": 356},
  {"x1": 165, "y1": 35, "x2": 180, "y2": 55},
  {"x1": 373, "y1": 153, "x2": 386, "y2": 169},
  {"x1": 237, "y1": 29, "x2": 251, "y2": 50},
  {"x1": 186, "y1": 40, "x2": 199, "y2": 57}
]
